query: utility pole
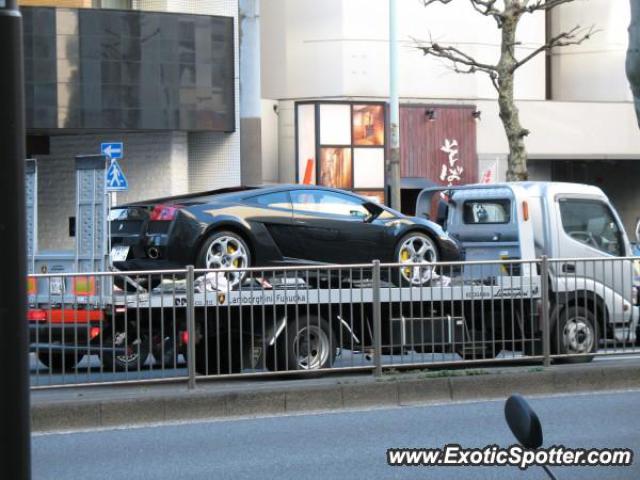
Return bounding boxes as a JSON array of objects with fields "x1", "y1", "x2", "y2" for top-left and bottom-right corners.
[
  {"x1": 388, "y1": 0, "x2": 401, "y2": 211},
  {"x1": 239, "y1": 0, "x2": 263, "y2": 185},
  {"x1": 0, "y1": 1, "x2": 30, "y2": 479}
]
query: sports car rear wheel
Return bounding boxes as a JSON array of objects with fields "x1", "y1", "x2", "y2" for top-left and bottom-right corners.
[
  {"x1": 393, "y1": 232, "x2": 439, "y2": 286},
  {"x1": 197, "y1": 231, "x2": 251, "y2": 288}
]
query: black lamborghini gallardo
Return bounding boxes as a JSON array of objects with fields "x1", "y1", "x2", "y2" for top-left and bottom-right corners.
[{"x1": 110, "y1": 185, "x2": 462, "y2": 287}]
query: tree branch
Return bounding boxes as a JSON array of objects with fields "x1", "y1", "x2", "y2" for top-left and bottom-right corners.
[
  {"x1": 513, "y1": 25, "x2": 598, "y2": 70},
  {"x1": 423, "y1": 0, "x2": 504, "y2": 27},
  {"x1": 523, "y1": 0, "x2": 576, "y2": 13},
  {"x1": 415, "y1": 36, "x2": 500, "y2": 90}
]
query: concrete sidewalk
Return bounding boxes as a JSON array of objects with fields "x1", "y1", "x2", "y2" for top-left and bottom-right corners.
[{"x1": 31, "y1": 357, "x2": 640, "y2": 432}]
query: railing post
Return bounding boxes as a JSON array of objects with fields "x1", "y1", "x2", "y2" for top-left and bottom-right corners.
[
  {"x1": 372, "y1": 260, "x2": 382, "y2": 377},
  {"x1": 186, "y1": 265, "x2": 197, "y2": 389},
  {"x1": 540, "y1": 255, "x2": 551, "y2": 368}
]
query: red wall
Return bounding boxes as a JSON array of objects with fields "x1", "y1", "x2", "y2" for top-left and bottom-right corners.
[{"x1": 400, "y1": 105, "x2": 478, "y2": 185}]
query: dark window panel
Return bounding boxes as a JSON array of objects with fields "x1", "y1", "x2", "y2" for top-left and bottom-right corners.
[{"x1": 23, "y1": 6, "x2": 235, "y2": 132}]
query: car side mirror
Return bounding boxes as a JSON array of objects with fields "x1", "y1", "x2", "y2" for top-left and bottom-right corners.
[
  {"x1": 504, "y1": 395, "x2": 543, "y2": 449},
  {"x1": 363, "y1": 201, "x2": 383, "y2": 222}
]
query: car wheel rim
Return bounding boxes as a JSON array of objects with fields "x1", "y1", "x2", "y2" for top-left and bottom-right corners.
[
  {"x1": 562, "y1": 317, "x2": 594, "y2": 354},
  {"x1": 205, "y1": 236, "x2": 249, "y2": 287},
  {"x1": 293, "y1": 326, "x2": 330, "y2": 370},
  {"x1": 398, "y1": 235, "x2": 437, "y2": 285}
]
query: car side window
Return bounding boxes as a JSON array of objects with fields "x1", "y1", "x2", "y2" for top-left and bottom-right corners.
[
  {"x1": 463, "y1": 200, "x2": 511, "y2": 224},
  {"x1": 291, "y1": 190, "x2": 369, "y2": 218},
  {"x1": 247, "y1": 191, "x2": 292, "y2": 210},
  {"x1": 559, "y1": 199, "x2": 624, "y2": 256}
]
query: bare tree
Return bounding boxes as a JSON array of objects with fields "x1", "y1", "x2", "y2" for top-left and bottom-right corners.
[{"x1": 418, "y1": 0, "x2": 596, "y2": 181}]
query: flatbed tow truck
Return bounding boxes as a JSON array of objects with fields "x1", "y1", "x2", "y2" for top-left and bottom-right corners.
[{"x1": 25, "y1": 157, "x2": 636, "y2": 377}]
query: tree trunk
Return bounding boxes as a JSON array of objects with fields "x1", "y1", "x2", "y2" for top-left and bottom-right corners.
[{"x1": 497, "y1": 6, "x2": 529, "y2": 181}]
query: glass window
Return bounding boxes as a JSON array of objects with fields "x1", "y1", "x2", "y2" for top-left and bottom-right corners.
[
  {"x1": 559, "y1": 199, "x2": 624, "y2": 256},
  {"x1": 353, "y1": 148, "x2": 384, "y2": 189},
  {"x1": 319, "y1": 104, "x2": 351, "y2": 145},
  {"x1": 352, "y1": 104, "x2": 384, "y2": 146},
  {"x1": 463, "y1": 200, "x2": 511, "y2": 224},
  {"x1": 247, "y1": 191, "x2": 291, "y2": 210},
  {"x1": 319, "y1": 148, "x2": 352, "y2": 189},
  {"x1": 297, "y1": 104, "x2": 316, "y2": 185},
  {"x1": 291, "y1": 190, "x2": 368, "y2": 218}
]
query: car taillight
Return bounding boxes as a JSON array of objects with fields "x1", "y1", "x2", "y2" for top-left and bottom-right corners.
[{"x1": 150, "y1": 204, "x2": 179, "y2": 221}]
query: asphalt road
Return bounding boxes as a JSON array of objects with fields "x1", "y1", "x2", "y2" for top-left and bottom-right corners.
[{"x1": 32, "y1": 390, "x2": 640, "y2": 480}]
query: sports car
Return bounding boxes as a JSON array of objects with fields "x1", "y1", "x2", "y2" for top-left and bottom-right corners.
[{"x1": 109, "y1": 185, "x2": 462, "y2": 287}]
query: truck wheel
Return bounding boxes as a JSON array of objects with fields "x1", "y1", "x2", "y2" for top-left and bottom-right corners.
[
  {"x1": 101, "y1": 330, "x2": 151, "y2": 371},
  {"x1": 552, "y1": 306, "x2": 596, "y2": 363},
  {"x1": 37, "y1": 351, "x2": 78, "y2": 372},
  {"x1": 152, "y1": 335, "x2": 181, "y2": 369},
  {"x1": 195, "y1": 330, "x2": 245, "y2": 375},
  {"x1": 265, "y1": 316, "x2": 336, "y2": 371}
]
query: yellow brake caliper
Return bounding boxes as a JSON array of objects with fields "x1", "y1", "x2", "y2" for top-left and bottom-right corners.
[
  {"x1": 401, "y1": 248, "x2": 411, "y2": 277},
  {"x1": 227, "y1": 243, "x2": 240, "y2": 267}
]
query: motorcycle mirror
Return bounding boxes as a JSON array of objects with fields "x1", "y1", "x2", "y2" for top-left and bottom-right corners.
[{"x1": 504, "y1": 394, "x2": 543, "y2": 449}]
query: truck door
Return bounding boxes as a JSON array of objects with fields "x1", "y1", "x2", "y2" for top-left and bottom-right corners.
[{"x1": 553, "y1": 196, "x2": 634, "y2": 326}]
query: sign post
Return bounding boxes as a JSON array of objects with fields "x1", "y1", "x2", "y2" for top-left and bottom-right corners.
[{"x1": 0, "y1": 1, "x2": 31, "y2": 479}]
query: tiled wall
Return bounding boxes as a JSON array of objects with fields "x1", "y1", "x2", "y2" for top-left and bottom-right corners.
[
  {"x1": 36, "y1": 132, "x2": 189, "y2": 250},
  {"x1": 136, "y1": 0, "x2": 241, "y2": 191}
]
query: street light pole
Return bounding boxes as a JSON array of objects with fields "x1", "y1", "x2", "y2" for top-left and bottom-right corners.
[
  {"x1": 0, "y1": 1, "x2": 30, "y2": 479},
  {"x1": 388, "y1": 0, "x2": 401, "y2": 211}
]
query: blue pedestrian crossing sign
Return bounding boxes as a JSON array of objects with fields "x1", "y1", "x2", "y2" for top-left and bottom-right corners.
[
  {"x1": 106, "y1": 159, "x2": 128, "y2": 191},
  {"x1": 101, "y1": 142, "x2": 123, "y2": 159}
]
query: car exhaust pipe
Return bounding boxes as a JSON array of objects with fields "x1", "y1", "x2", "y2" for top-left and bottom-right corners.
[{"x1": 147, "y1": 247, "x2": 160, "y2": 259}]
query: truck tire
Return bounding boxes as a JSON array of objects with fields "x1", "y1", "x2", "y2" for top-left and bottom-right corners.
[
  {"x1": 265, "y1": 316, "x2": 336, "y2": 371},
  {"x1": 101, "y1": 330, "x2": 151, "y2": 371},
  {"x1": 195, "y1": 330, "x2": 245, "y2": 375},
  {"x1": 552, "y1": 306, "x2": 596, "y2": 363},
  {"x1": 37, "y1": 351, "x2": 78, "y2": 372},
  {"x1": 152, "y1": 335, "x2": 181, "y2": 369}
]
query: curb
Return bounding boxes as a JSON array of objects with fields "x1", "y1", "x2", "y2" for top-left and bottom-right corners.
[{"x1": 31, "y1": 362, "x2": 640, "y2": 432}]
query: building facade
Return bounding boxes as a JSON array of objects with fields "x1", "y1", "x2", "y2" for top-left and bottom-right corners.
[
  {"x1": 260, "y1": 0, "x2": 640, "y2": 232},
  {"x1": 20, "y1": 0, "x2": 240, "y2": 250}
]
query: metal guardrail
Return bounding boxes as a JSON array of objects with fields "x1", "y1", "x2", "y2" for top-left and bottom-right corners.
[{"x1": 27, "y1": 256, "x2": 639, "y2": 389}]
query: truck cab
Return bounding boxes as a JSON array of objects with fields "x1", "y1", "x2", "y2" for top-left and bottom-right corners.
[{"x1": 417, "y1": 182, "x2": 639, "y2": 348}]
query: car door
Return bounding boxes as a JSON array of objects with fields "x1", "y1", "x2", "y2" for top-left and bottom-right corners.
[
  {"x1": 289, "y1": 189, "x2": 389, "y2": 264},
  {"x1": 243, "y1": 191, "x2": 298, "y2": 262}
]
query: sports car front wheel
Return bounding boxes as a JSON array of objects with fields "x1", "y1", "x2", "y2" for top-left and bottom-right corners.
[
  {"x1": 393, "y1": 232, "x2": 439, "y2": 286},
  {"x1": 196, "y1": 231, "x2": 252, "y2": 288}
]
